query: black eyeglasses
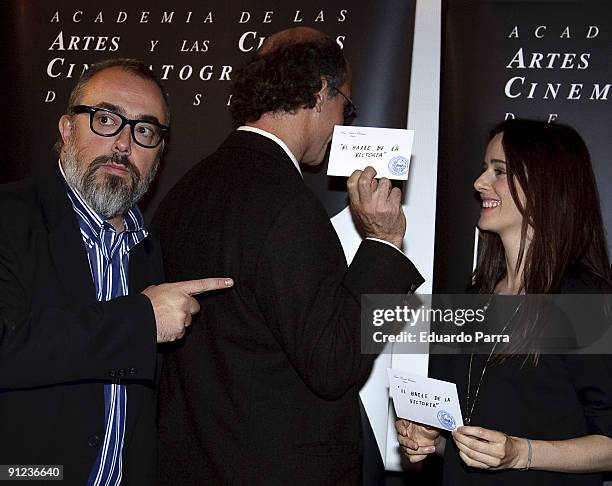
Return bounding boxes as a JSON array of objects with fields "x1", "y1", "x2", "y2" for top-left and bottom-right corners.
[
  {"x1": 332, "y1": 87, "x2": 358, "y2": 121},
  {"x1": 71, "y1": 105, "x2": 168, "y2": 148}
]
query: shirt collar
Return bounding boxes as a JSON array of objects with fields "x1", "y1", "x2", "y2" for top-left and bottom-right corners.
[
  {"x1": 237, "y1": 126, "x2": 302, "y2": 177},
  {"x1": 58, "y1": 159, "x2": 146, "y2": 235}
]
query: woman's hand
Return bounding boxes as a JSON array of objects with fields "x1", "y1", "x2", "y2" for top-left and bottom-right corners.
[
  {"x1": 395, "y1": 419, "x2": 442, "y2": 463},
  {"x1": 452, "y1": 425, "x2": 528, "y2": 470}
]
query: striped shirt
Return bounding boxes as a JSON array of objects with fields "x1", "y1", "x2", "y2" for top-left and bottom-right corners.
[{"x1": 61, "y1": 169, "x2": 148, "y2": 486}]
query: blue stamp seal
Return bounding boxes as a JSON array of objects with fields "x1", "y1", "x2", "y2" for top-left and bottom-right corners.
[
  {"x1": 388, "y1": 156, "x2": 409, "y2": 176},
  {"x1": 437, "y1": 410, "x2": 457, "y2": 430}
]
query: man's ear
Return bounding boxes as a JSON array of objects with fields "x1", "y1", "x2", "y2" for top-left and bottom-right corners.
[
  {"x1": 58, "y1": 114, "x2": 73, "y2": 145},
  {"x1": 314, "y1": 77, "x2": 330, "y2": 112}
]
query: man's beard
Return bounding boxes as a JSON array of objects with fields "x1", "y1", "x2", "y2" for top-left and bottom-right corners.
[{"x1": 62, "y1": 141, "x2": 160, "y2": 219}]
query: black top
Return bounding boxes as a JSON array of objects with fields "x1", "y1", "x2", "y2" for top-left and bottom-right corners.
[{"x1": 430, "y1": 273, "x2": 612, "y2": 486}]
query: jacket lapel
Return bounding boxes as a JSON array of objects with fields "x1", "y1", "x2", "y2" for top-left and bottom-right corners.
[
  {"x1": 39, "y1": 169, "x2": 97, "y2": 304},
  {"x1": 129, "y1": 237, "x2": 155, "y2": 294}
]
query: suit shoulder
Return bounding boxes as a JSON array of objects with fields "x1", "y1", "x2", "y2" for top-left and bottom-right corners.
[{"x1": 155, "y1": 143, "x2": 306, "y2": 220}]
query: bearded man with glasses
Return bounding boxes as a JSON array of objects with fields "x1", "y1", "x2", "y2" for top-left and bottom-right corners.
[{"x1": 0, "y1": 58, "x2": 232, "y2": 485}]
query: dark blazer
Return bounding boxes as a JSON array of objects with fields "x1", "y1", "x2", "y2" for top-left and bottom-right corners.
[
  {"x1": 154, "y1": 131, "x2": 424, "y2": 485},
  {"x1": 0, "y1": 169, "x2": 164, "y2": 485}
]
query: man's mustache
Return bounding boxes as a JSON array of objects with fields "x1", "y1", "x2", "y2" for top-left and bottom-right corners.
[{"x1": 88, "y1": 154, "x2": 141, "y2": 184}]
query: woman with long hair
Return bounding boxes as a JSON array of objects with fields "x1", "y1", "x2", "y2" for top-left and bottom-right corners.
[{"x1": 396, "y1": 119, "x2": 612, "y2": 484}]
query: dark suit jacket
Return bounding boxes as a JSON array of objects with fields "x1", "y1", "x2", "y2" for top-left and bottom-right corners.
[
  {"x1": 0, "y1": 169, "x2": 164, "y2": 485},
  {"x1": 154, "y1": 131, "x2": 424, "y2": 485}
]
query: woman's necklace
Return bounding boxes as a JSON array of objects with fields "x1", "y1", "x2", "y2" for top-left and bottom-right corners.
[{"x1": 464, "y1": 297, "x2": 523, "y2": 425}]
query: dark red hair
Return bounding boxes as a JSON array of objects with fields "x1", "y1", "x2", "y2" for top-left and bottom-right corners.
[{"x1": 473, "y1": 118, "x2": 611, "y2": 294}]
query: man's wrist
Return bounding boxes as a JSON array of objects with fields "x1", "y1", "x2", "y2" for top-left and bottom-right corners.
[{"x1": 365, "y1": 235, "x2": 403, "y2": 250}]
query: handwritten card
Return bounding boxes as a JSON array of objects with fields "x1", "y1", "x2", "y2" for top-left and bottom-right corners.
[
  {"x1": 327, "y1": 126, "x2": 415, "y2": 180},
  {"x1": 387, "y1": 368, "x2": 464, "y2": 431}
]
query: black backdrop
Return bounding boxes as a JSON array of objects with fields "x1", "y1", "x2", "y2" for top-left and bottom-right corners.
[{"x1": 1, "y1": 0, "x2": 416, "y2": 222}]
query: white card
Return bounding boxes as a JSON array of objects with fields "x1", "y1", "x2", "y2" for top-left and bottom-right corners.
[
  {"x1": 327, "y1": 125, "x2": 415, "y2": 180},
  {"x1": 387, "y1": 368, "x2": 464, "y2": 431}
]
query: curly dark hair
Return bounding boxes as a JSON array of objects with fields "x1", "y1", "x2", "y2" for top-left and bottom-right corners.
[{"x1": 230, "y1": 37, "x2": 348, "y2": 126}]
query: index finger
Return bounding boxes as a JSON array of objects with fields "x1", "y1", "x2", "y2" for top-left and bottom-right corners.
[
  {"x1": 395, "y1": 419, "x2": 409, "y2": 435},
  {"x1": 175, "y1": 277, "x2": 234, "y2": 296},
  {"x1": 454, "y1": 426, "x2": 500, "y2": 443},
  {"x1": 356, "y1": 166, "x2": 378, "y2": 205},
  {"x1": 398, "y1": 436, "x2": 419, "y2": 451},
  {"x1": 419, "y1": 424, "x2": 442, "y2": 439},
  {"x1": 347, "y1": 169, "x2": 364, "y2": 205}
]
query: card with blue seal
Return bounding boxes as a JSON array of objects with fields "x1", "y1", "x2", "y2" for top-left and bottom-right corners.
[
  {"x1": 387, "y1": 368, "x2": 464, "y2": 431},
  {"x1": 327, "y1": 125, "x2": 415, "y2": 180}
]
